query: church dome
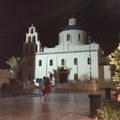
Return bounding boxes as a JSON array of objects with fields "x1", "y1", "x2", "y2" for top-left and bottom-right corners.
[
  {"x1": 63, "y1": 18, "x2": 80, "y2": 31},
  {"x1": 58, "y1": 18, "x2": 88, "y2": 46}
]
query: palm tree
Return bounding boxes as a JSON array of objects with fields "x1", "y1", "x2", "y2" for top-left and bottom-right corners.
[{"x1": 6, "y1": 56, "x2": 25, "y2": 82}]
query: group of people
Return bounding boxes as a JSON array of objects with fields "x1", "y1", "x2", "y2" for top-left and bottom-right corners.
[{"x1": 40, "y1": 76, "x2": 51, "y2": 101}]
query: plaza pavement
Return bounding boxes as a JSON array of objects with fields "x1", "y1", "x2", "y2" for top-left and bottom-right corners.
[{"x1": 0, "y1": 87, "x2": 109, "y2": 120}]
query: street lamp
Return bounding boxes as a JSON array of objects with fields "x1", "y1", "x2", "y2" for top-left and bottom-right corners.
[{"x1": 88, "y1": 36, "x2": 92, "y2": 83}]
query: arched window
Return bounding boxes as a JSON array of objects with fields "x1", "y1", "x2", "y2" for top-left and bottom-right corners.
[
  {"x1": 28, "y1": 36, "x2": 31, "y2": 42},
  {"x1": 67, "y1": 34, "x2": 70, "y2": 41},
  {"x1": 74, "y1": 58, "x2": 77, "y2": 65},
  {"x1": 30, "y1": 28, "x2": 33, "y2": 33},
  {"x1": 39, "y1": 60, "x2": 42, "y2": 66},
  {"x1": 87, "y1": 57, "x2": 91, "y2": 64},
  {"x1": 78, "y1": 34, "x2": 81, "y2": 41},
  {"x1": 32, "y1": 36, "x2": 35, "y2": 42},
  {"x1": 61, "y1": 59, "x2": 65, "y2": 65},
  {"x1": 74, "y1": 73, "x2": 78, "y2": 81},
  {"x1": 50, "y1": 59, "x2": 53, "y2": 66}
]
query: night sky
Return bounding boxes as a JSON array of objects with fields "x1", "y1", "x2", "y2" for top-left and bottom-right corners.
[{"x1": 0, "y1": 0, "x2": 120, "y2": 68}]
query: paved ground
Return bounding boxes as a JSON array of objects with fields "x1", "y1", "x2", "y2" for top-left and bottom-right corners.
[{"x1": 0, "y1": 88, "x2": 110, "y2": 120}]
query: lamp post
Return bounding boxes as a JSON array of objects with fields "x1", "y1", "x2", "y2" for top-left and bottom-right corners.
[
  {"x1": 46, "y1": 57, "x2": 48, "y2": 77},
  {"x1": 89, "y1": 36, "x2": 92, "y2": 83}
]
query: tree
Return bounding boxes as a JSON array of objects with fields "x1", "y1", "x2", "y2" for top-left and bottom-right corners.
[
  {"x1": 6, "y1": 56, "x2": 25, "y2": 81},
  {"x1": 108, "y1": 43, "x2": 120, "y2": 89}
]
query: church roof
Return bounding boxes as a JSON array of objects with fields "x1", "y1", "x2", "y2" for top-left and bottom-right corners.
[{"x1": 63, "y1": 25, "x2": 80, "y2": 31}]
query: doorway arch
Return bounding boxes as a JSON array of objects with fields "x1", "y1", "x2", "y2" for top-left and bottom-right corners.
[{"x1": 59, "y1": 66, "x2": 68, "y2": 83}]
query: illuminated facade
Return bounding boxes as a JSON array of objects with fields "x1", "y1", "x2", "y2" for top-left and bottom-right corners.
[{"x1": 22, "y1": 18, "x2": 111, "y2": 85}]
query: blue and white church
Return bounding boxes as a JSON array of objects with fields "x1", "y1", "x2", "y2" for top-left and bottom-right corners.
[{"x1": 22, "y1": 18, "x2": 111, "y2": 90}]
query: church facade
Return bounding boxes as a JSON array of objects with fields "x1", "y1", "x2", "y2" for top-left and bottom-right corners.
[{"x1": 22, "y1": 18, "x2": 111, "y2": 88}]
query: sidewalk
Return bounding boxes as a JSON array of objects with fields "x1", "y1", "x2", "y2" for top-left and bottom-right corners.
[{"x1": 0, "y1": 88, "x2": 105, "y2": 120}]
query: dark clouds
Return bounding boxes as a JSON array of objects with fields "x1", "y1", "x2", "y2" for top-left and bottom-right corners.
[{"x1": 0, "y1": 0, "x2": 120, "y2": 68}]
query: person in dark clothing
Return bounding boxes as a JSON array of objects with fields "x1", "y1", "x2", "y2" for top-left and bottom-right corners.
[{"x1": 41, "y1": 76, "x2": 46, "y2": 100}]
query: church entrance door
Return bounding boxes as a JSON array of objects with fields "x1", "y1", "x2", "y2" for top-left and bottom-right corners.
[{"x1": 59, "y1": 72, "x2": 67, "y2": 83}]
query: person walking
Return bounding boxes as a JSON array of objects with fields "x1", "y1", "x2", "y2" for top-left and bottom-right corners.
[
  {"x1": 44, "y1": 77, "x2": 51, "y2": 101},
  {"x1": 41, "y1": 76, "x2": 46, "y2": 99}
]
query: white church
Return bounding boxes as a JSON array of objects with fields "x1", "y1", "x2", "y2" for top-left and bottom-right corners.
[{"x1": 22, "y1": 18, "x2": 111, "y2": 90}]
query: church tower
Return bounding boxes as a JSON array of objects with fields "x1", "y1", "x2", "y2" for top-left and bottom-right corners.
[
  {"x1": 23, "y1": 24, "x2": 41, "y2": 56},
  {"x1": 22, "y1": 24, "x2": 41, "y2": 81}
]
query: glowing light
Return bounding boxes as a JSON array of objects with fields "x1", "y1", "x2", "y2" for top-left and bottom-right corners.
[
  {"x1": 117, "y1": 94, "x2": 120, "y2": 102},
  {"x1": 63, "y1": 66, "x2": 68, "y2": 70}
]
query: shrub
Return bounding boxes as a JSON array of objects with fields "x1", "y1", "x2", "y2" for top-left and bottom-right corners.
[{"x1": 97, "y1": 100, "x2": 120, "y2": 120}]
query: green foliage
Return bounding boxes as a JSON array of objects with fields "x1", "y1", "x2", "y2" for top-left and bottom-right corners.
[
  {"x1": 108, "y1": 43, "x2": 120, "y2": 89},
  {"x1": 6, "y1": 56, "x2": 25, "y2": 80},
  {"x1": 97, "y1": 100, "x2": 120, "y2": 120},
  {"x1": 97, "y1": 105, "x2": 118, "y2": 120}
]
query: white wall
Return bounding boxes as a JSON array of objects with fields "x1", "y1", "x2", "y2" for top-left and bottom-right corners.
[
  {"x1": 35, "y1": 49, "x2": 99, "y2": 82},
  {"x1": 104, "y1": 65, "x2": 111, "y2": 81}
]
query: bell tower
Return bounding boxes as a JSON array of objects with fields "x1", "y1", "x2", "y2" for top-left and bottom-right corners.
[
  {"x1": 22, "y1": 24, "x2": 41, "y2": 81},
  {"x1": 23, "y1": 24, "x2": 41, "y2": 56}
]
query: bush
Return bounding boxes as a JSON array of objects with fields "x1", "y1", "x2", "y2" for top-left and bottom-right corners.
[{"x1": 97, "y1": 100, "x2": 120, "y2": 120}]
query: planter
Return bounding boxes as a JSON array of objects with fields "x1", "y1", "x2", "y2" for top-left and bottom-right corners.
[
  {"x1": 9, "y1": 79, "x2": 19, "y2": 85},
  {"x1": 1, "y1": 83, "x2": 23, "y2": 96}
]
